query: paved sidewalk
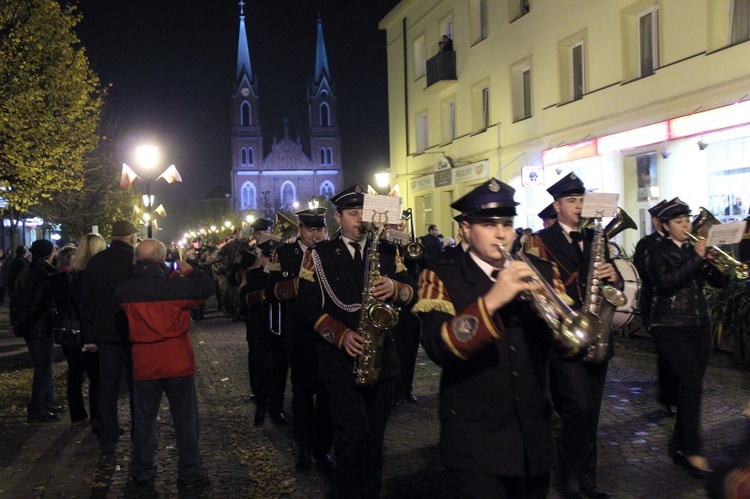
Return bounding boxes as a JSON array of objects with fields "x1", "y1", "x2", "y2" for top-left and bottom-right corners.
[{"x1": 1, "y1": 305, "x2": 749, "y2": 497}]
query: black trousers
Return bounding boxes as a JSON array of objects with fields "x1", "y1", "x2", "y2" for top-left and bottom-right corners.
[
  {"x1": 61, "y1": 345, "x2": 99, "y2": 423},
  {"x1": 393, "y1": 310, "x2": 420, "y2": 398},
  {"x1": 247, "y1": 331, "x2": 289, "y2": 414},
  {"x1": 97, "y1": 342, "x2": 133, "y2": 452},
  {"x1": 651, "y1": 325, "x2": 711, "y2": 455},
  {"x1": 325, "y1": 376, "x2": 395, "y2": 499},
  {"x1": 290, "y1": 341, "x2": 333, "y2": 457},
  {"x1": 449, "y1": 468, "x2": 550, "y2": 499},
  {"x1": 549, "y1": 357, "x2": 608, "y2": 491}
]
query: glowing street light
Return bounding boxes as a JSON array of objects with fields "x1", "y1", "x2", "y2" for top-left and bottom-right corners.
[{"x1": 375, "y1": 170, "x2": 391, "y2": 189}]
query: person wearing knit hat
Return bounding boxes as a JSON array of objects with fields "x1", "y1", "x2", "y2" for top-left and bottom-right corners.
[
  {"x1": 13, "y1": 239, "x2": 60, "y2": 423},
  {"x1": 524, "y1": 172, "x2": 621, "y2": 499},
  {"x1": 645, "y1": 197, "x2": 728, "y2": 478}
]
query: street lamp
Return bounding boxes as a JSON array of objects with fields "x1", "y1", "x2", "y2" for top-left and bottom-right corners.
[
  {"x1": 375, "y1": 170, "x2": 391, "y2": 190},
  {"x1": 121, "y1": 145, "x2": 182, "y2": 238}
]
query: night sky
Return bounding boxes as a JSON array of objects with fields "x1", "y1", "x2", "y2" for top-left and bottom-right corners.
[{"x1": 74, "y1": 0, "x2": 401, "y2": 240}]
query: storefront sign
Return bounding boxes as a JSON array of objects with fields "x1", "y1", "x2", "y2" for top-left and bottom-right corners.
[
  {"x1": 452, "y1": 160, "x2": 489, "y2": 183},
  {"x1": 410, "y1": 174, "x2": 435, "y2": 193},
  {"x1": 409, "y1": 159, "x2": 489, "y2": 192},
  {"x1": 435, "y1": 168, "x2": 452, "y2": 187}
]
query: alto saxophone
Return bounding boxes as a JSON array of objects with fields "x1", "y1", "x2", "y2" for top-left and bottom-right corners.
[
  {"x1": 353, "y1": 224, "x2": 399, "y2": 387},
  {"x1": 582, "y1": 218, "x2": 627, "y2": 363}
]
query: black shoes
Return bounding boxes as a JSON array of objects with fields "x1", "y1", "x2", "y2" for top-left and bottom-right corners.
[
  {"x1": 253, "y1": 409, "x2": 265, "y2": 427},
  {"x1": 581, "y1": 487, "x2": 613, "y2": 498},
  {"x1": 406, "y1": 393, "x2": 418, "y2": 404},
  {"x1": 27, "y1": 412, "x2": 61, "y2": 423},
  {"x1": 177, "y1": 469, "x2": 209, "y2": 487},
  {"x1": 270, "y1": 412, "x2": 289, "y2": 425},
  {"x1": 673, "y1": 452, "x2": 714, "y2": 478}
]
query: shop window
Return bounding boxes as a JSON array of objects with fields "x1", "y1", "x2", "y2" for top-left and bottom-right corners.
[
  {"x1": 636, "y1": 153, "x2": 658, "y2": 202},
  {"x1": 707, "y1": 137, "x2": 750, "y2": 222}
]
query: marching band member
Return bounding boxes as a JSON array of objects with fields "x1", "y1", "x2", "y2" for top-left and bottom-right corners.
[
  {"x1": 296, "y1": 184, "x2": 417, "y2": 498},
  {"x1": 414, "y1": 178, "x2": 559, "y2": 499},
  {"x1": 645, "y1": 197, "x2": 727, "y2": 477},
  {"x1": 265, "y1": 208, "x2": 335, "y2": 472},
  {"x1": 633, "y1": 199, "x2": 678, "y2": 413},
  {"x1": 524, "y1": 173, "x2": 620, "y2": 499}
]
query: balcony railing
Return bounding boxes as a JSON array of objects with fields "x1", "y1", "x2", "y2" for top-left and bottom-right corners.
[{"x1": 426, "y1": 50, "x2": 456, "y2": 87}]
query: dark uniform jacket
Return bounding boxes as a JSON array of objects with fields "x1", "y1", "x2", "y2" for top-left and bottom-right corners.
[
  {"x1": 645, "y1": 238, "x2": 727, "y2": 328},
  {"x1": 240, "y1": 266, "x2": 273, "y2": 343},
  {"x1": 632, "y1": 230, "x2": 663, "y2": 328},
  {"x1": 265, "y1": 240, "x2": 306, "y2": 348},
  {"x1": 297, "y1": 235, "x2": 418, "y2": 382},
  {"x1": 413, "y1": 251, "x2": 555, "y2": 477}
]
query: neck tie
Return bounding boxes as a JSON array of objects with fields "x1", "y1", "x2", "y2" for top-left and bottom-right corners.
[
  {"x1": 490, "y1": 269, "x2": 499, "y2": 280},
  {"x1": 569, "y1": 231, "x2": 584, "y2": 257},
  {"x1": 350, "y1": 241, "x2": 363, "y2": 269}
]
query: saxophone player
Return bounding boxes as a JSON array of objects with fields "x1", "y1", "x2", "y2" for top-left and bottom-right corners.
[
  {"x1": 414, "y1": 178, "x2": 562, "y2": 498},
  {"x1": 523, "y1": 172, "x2": 621, "y2": 499},
  {"x1": 645, "y1": 198, "x2": 727, "y2": 477},
  {"x1": 296, "y1": 183, "x2": 417, "y2": 498}
]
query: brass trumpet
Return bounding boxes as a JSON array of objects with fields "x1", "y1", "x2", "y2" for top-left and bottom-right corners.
[
  {"x1": 683, "y1": 231, "x2": 749, "y2": 280},
  {"x1": 402, "y1": 208, "x2": 424, "y2": 260},
  {"x1": 497, "y1": 244, "x2": 595, "y2": 356}
]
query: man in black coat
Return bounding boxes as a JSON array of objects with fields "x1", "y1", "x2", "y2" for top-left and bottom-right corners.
[
  {"x1": 297, "y1": 184, "x2": 418, "y2": 498},
  {"x1": 265, "y1": 207, "x2": 335, "y2": 472},
  {"x1": 523, "y1": 173, "x2": 621, "y2": 499},
  {"x1": 14, "y1": 239, "x2": 59, "y2": 423},
  {"x1": 421, "y1": 224, "x2": 442, "y2": 267},
  {"x1": 80, "y1": 220, "x2": 138, "y2": 453},
  {"x1": 415, "y1": 178, "x2": 559, "y2": 498}
]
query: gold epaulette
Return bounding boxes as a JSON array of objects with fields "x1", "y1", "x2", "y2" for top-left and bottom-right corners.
[
  {"x1": 299, "y1": 267, "x2": 315, "y2": 282},
  {"x1": 266, "y1": 262, "x2": 281, "y2": 272},
  {"x1": 411, "y1": 298, "x2": 456, "y2": 316},
  {"x1": 396, "y1": 261, "x2": 407, "y2": 274}
]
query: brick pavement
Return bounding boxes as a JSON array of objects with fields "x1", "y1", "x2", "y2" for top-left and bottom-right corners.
[{"x1": 1, "y1": 304, "x2": 750, "y2": 497}]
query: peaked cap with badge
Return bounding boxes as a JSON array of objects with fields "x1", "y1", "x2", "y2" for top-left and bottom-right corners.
[
  {"x1": 330, "y1": 183, "x2": 365, "y2": 210},
  {"x1": 258, "y1": 238, "x2": 281, "y2": 257},
  {"x1": 547, "y1": 172, "x2": 586, "y2": 199},
  {"x1": 450, "y1": 178, "x2": 519, "y2": 220},
  {"x1": 296, "y1": 207, "x2": 327, "y2": 228}
]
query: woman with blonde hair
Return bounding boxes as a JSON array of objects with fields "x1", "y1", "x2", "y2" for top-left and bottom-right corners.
[{"x1": 55, "y1": 234, "x2": 106, "y2": 429}]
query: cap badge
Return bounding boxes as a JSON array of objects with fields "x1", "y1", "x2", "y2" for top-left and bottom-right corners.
[
  {"x1": 570, "y1": 173, "x2": 578, "y2": 180},
  {"x1": 488, "y1": 179, "x2": 501, "y2": 193},
  {"x1": 354, "y1": 185, "x2": 362, "y2": 194}
]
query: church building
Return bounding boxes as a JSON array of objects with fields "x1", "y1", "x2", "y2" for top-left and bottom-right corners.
[{"x1": 229, "y1": 4, "x2": 343, "y2": 218}]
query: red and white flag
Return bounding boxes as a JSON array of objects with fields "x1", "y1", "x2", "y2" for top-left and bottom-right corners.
[
  {"x1": 120, "y1": 163, "x2": 140, "y2": 189},
  {"x1": 157, "y1": 164, "x2": 182, "y2": 184}
]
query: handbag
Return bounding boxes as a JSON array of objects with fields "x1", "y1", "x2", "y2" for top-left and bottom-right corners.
[{"x1": 53, "y1": 327, "x2": 82, "y2": 348}]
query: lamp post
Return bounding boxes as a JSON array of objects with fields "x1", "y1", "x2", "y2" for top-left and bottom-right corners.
[
  {"x1": 375, "y1": 170, "x2": 391, "y2": 192},
  {"x1": 121, "y1": 145, "x2": 182, "y2": 238}
]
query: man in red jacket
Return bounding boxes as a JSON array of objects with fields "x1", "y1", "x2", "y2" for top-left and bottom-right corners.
[{"x1": 116, "y1": 239, "x2": 214, "y2": 487}]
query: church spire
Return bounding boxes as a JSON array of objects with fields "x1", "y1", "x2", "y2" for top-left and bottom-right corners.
[
  {"x1": 314, "y1": 15, "x2": 330, "y2": 84},
  {"x1": 236, "y1": 0, "x2": 252, "y2": 83}
]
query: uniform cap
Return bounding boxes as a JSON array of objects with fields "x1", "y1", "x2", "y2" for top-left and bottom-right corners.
[
  {"x1": 546, "y1": 172, "x2": 585, "y2": 198},
  {"x1": 450, "y1": 178, "x2": 518, "y2": 220},
  {"x1": 330, "y1": 184, "x2": 365, "y2": 209},
  {"x1": 656, "y1": 197, "x2": 691, "y2": 221},
  {"x1": 295, "y1": 207, "x2": 327, "y2": 228},
  {"x1": 647, "y1": 199, "x2": 668, "y2": 217},
  {"x1": 258, "y1": 239, "x2": 281, "y2": 256},
  {"x1": 538, "y1": 203, "x2": 558, "y2": 221},
  {"x1": 250, "y1": 218, "x2": 274, "y2": 231}
]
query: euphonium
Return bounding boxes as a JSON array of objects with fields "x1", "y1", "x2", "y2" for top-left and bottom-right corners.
[
  {"x1": 353, "y1": 224, "x2": 400, "y2": 387},
  {"x1": 497, "y1": 244, "x2": 595, "y2": 357},
  {"x1": 582, "y1": 217, "x2": 628, "y2": 363}
]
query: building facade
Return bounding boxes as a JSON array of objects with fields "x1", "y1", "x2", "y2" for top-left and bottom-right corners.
[
  {"x1": 379, "y1": 0, "x2": 750, "y2": 252},
  {"x1": 230, "y1": 6, "x2": 343, "y2": 219}
]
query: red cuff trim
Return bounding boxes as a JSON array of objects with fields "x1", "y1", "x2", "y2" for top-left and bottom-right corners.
[
  {"x1": 314, "y1": 313, "x2": 349, "y2": 348},
  {"x1": 245, "y1": 289, "x2": 265, "y2": 307},
  {"x1": 392, "y1": 280, "x2": 414, "y2": 306},
  {"x1": 441, "y1": 299, "x2": 503, "y2": 360},
  {"x1": 273, "y1": 278, "x2": 299, "y2": 302}
]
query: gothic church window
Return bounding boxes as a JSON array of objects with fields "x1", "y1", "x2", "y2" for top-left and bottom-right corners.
[
  {"x1": 247, "y1": 147, "x2": 254, "y2": 166},
  {"x1": 241, "y1": 181, "x2": 256, "y2": 209},
  {"x1": 280, "y1": 181, "x2": 296, "y2": 209},
  {"x1": 320, "y1": 147, "x2": 333, "y2": 165},
  {"x1": 320, "y1": 103, "x2": 330, "y2": 127},
  {"x1": 320, "y1": 181, "x2": 335, "y2": 200},
  {"x1": 241, "y1": 101, "x2": 251, "y2": 126}
]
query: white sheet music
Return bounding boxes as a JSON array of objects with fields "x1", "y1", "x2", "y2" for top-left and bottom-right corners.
[
  {"x1": 706, "y1": 222, "x2": 746, "y2": 246},
  {"x1": 581, "y1": 193, "x2": 619, "y2": 219},
  {"x1": 362, "y1": 194, "x2": 402, "y2": 226}
]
